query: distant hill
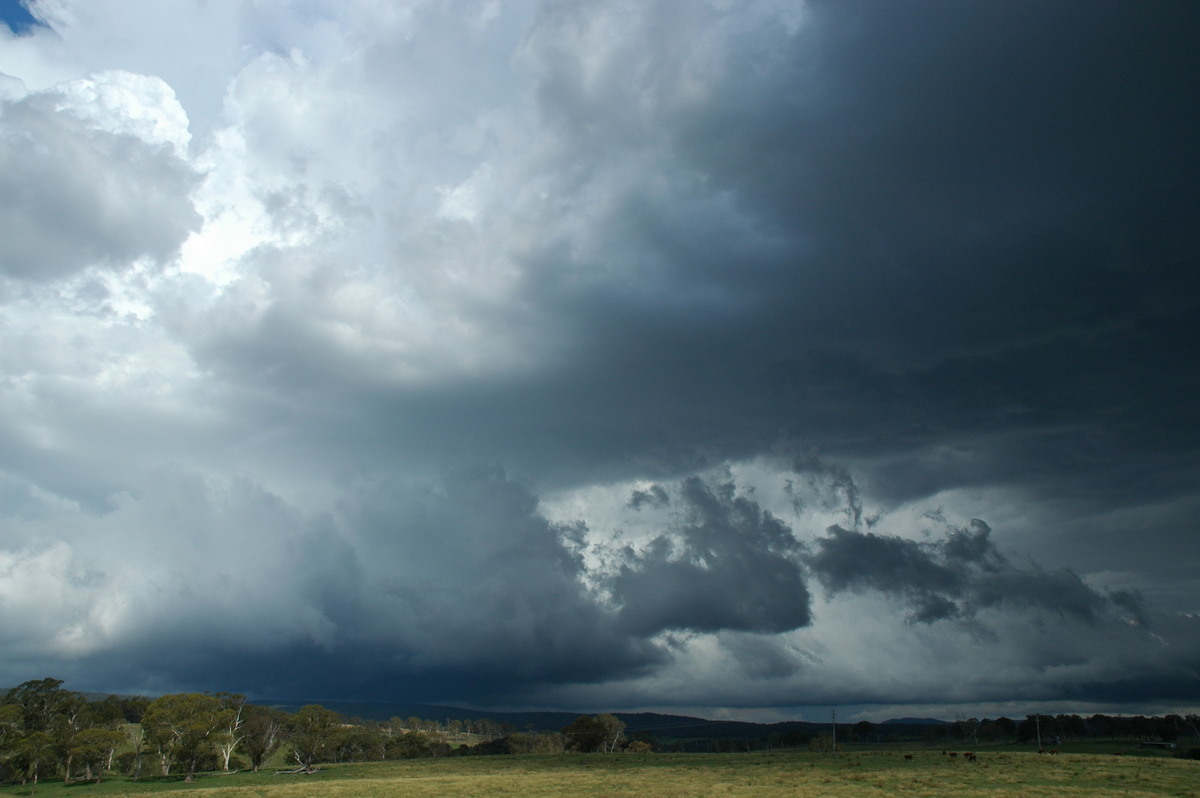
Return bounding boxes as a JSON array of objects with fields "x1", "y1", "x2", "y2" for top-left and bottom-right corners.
[
  {"x1": 882, "y1": 717, "x2": 949, "y2": 725},
  {"x1": 252, "y1": 699, "x2": 832, "y2": 741}
]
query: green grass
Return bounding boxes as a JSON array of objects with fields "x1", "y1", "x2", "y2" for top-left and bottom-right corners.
[{"x1": 2, "y1": 750, "x2": 1197, "y2": 798}]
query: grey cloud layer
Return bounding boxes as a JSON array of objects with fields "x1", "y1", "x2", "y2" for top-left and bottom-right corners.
[
  {"x1": 0, "y1": 82, "x2": 199, "y2": 279},
  {"x1": 8, "y1": 463, "x2": 1193, "y2": 710}
]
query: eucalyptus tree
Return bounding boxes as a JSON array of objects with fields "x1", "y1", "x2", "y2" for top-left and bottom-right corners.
[
  {"x1": 239, "y1": 705, "x2": 286, "y2": 771},
  {"x1": 17, "y1": 732, "x2": 55, "y2": 795},
  {"x1": 69, "y1": 728, "x2": 125, "y2": 783},
  {"x1": 214, "y1": 692, "x2": 247, "y2": 771},
  {"x1": 596, "y1": 714, "x2": 627, "y2": 753},
  {"x1": 3, "y1": 678, "x2": 73, "y2": 732},
  {"x1": 0, "y1": 704, "x2": 23, "y2": 783},
  {"x1": 286, "y1": 704, "x2": 342, "y2": 772},
  {"x1": 141, "y1": 693, "x2": 232, "y2": 782}
]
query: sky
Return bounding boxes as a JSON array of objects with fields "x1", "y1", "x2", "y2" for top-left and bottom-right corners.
[{"x1": 0, "y1": 0, "x2": 1198, "y2": 724}]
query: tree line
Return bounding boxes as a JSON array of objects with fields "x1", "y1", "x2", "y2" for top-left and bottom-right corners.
[
  {"x1": 938, "y1": 713, "x2": 1200, "y2": 745},
  {"x1": 0, "y1": 678, "x2": 637, "y2": 788}
]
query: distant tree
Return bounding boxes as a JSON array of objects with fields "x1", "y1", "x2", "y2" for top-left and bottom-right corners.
[
  {"x1": 596, "y1": 714, "x2": 626, "y2": 753},
  {"x1": 477, "y1": 718, "x2": 501, "y2": 739},
  {"x1": 120, "y1": 696, "x2": 152, "y2": 724},
  {"x1": 1183, "y1": 714, "x2": 1200, "y2": 739},
  {"x1": 562, "y1": 716, "x2": 606, "y2": 752},
  {"x1": 993, "y1": 717, "x2": 1018, "y2": 741},
  {"x1": 852, "y1": 720, "x2": 876, "y2": 742},
  {"x1": 88, "y1": 695, "x2": 126, "y2": 728},
  {"x1": 808, "y1": 733, "x2": 835, "y2": 753},
  {"x1": 1056, "y1": 714, "x2": 1087, "y2": 740},
  {"x1": 142, "y1": 693, "x2": 232, "y2": 781},
  {"x1": 386, "y1": 730, "x2": 434, "y2": 759},
  {"x1": 287, "y1": 704, "x2": 342, "y2": 772},
  {"x1": 332, "y1": 725, "x2": 386, "y2": 762},
  {"x1": 953, "y1": 716, "x2": 980, "y2": 745}
]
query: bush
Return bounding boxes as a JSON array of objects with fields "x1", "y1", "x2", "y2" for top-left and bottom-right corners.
[{"x1": 808, "y1": 734, "x2": 835, "y2": 753}]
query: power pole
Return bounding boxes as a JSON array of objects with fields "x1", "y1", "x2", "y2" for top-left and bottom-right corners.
[{"x1": 831, "y1": 708, "x2": 837, "y2": 753}]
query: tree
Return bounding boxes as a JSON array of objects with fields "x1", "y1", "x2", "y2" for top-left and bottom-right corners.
[
  {"x1": 142, "y1": 693, "x2": 232, "y2": 781},
  {"x1": 69, "y1": 729, "x2": 125, "y2": 783},
  {"x1": 953, "y1": 715, "x2": 980, "y2": 745},
  {"x1": 240, "y1": 705, "x2": 286, "y2": 772},
  {"x1": 287, "y1": 704, "x2": 342, "y2": 772},
  {"x1": 0, "y1": 704, "x2": 24, "y2": 784},
  {"x1": 562, "y1": 716, "x2": 606, "y2": 752},
  {"x1": 332, "y1": 725, "x2": 387, "y2": 762},
  {"x1": 123, "y1": 720, "x2": 148, "y2": 781},
  {"x1": 17, "y1": 732, "x2": 55, "y2": 795},
  {"x1": 3, "y1": 678, "x2": 73, "y2": 732},
  {"x1": 596, "y1": 714, "x2": 626, "y2": 753},
  {"x1": 49, "y1": 691, "x2": 91, "y2": 782},
  {"x1": 2, "y1": 676, "x2": 89, "y2": 781},
  {"x1": 89, "y1": 695, "x2": 127, "y2": 727},
  {"x1": 214, "y1": 693, "x2": 247, "y2": 771},
  {"x1": 808, "y1": 734, "x2": 835, "y2": 753},
  {"x1": 992, "y1": 716, "x2": 1018, "y2": 741}
]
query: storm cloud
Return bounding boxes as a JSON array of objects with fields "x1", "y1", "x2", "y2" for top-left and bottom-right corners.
[
  {"x1": 608, "y1": 476, "x2": 811, "y2": 636},
  {"x1": 809, "y1": 519, "x2": 1119, "y2": 626},
  {"x1": 0, "y1": 0, "x2": 1198, "y2": 720}
]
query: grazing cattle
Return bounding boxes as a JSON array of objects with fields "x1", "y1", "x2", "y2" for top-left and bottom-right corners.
[
  {"x1": 963, "y1": 752, "x2": 977, "y2": 762},
  {"x1": 904, "y1": 754, "x2": 913, "y2": 761},
  {"x1": 1048, "y1": 749, "x2": 1059, "y2": 755},
  {"x1": 947, "y1": 752, "x2": 958, "y2": 759}
]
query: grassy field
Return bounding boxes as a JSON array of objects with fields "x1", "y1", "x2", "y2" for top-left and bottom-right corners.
[{"x1": 2, "y1": 749, "x2": 1196, "y2": 798}]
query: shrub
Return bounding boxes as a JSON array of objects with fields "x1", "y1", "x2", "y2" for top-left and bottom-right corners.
[{"x1": 808, "y1": 734, "x2": 835, "y2": 753}]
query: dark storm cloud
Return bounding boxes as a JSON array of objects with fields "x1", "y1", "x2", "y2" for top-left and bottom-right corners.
[
  {"x1": 607, "y1": 476, "x2": 810, "y2": 636},
  {"x1": 327, "y1": 466, "x2": 665, "y2": 697},
  {"x1": 808, "y1": 519, "x2": 1128, "y2": 626},
  {"x1": 247, "y1": 0, "x2": 1200, "y2": 517}
]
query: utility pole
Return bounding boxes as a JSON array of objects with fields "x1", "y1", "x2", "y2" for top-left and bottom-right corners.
[
  {"x1": 1035, "y1": 714, "x2": 1042, "y2": 750},
  {"x1": 831, "y1": 708, "x2": 837, "y2": 753}
]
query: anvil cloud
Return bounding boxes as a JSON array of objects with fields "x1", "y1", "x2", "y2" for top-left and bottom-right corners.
[{"x1": 0, "y1": 0, "x2": 1197, "y2": 721}]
